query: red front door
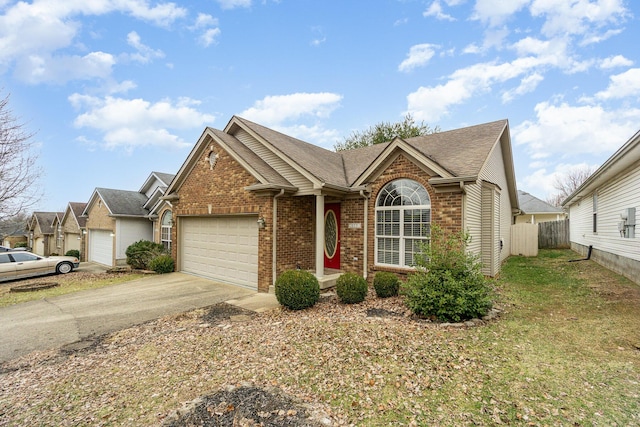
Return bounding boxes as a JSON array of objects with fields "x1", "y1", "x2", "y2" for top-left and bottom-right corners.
[{"x1": 324, "y1": 203, "x2": 340, "y2": 270}]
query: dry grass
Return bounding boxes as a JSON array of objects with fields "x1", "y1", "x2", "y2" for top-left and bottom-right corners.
[{"x1": 1, "y1": 249, "x2": 639, "y2": 426}]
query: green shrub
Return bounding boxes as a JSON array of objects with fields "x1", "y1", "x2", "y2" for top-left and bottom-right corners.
[
  {"x1": 403, "y1": 224, "x2": 493, "y2": 322},
  {"x1": 14, "y1": 241, "x2": 28, "y2": 248},
  {"x1": 336, "y1": 272, "x2": 368, "y2": 304},
  {"x1": 149, "y1": 254, "x2": 175, "y2": 274},
  {"x1": 125, "y1": 240, "x2": 166, "y2": 270},
  {"x1": 65, "y1": 249, "x2": 80, "y2": 259},
  {"x1": 275, "y1": 270, "x2": 320, "y2": 310},
  {"x1": 373, "y1": 272, "x2": 400, "y2": 298}
]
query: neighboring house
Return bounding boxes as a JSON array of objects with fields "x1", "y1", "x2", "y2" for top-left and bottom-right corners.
[
  {"x1": 59, "y1": 202, "x2": 88, "y2": 259},
  {"x1": 27, "y1": 212, "x2": 63, "y2": 256},
  {"x1": 82, "y1": 172, "x2": 174, "y2": 267},
  {"x1": 163, "y1": 116, "x2": 519, "y2": 292},
  {"x1": 1, "y1": 230, "x2": 28, "y2": 249},
  {"x1": 140, "y1": 172, "x2": 176, "y2": 252},
  {"x1": 515, "y1": 190, "x2": 566, "y2": 224},
  {"x1": 562, "y1": 129, "x2": 640, "y2": 285}
]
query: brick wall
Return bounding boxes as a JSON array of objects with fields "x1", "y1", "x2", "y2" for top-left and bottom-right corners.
[
  {"x1": 365, "y1": 153, "x2": 464, "y2": 281},
  {"x1": 275, "y1": 196, "x2": 314, "y2": 275},
  {"x1": 172, "y1": 141, "x2": 273, "y2": 291}
]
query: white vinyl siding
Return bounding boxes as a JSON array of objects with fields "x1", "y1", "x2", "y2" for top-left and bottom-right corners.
[
  {"x1": 115, "y1": 219, "x2": 153, "y2": 261},
  {"x1": 569, "y1": 165, "x2": 640, "y2": 262},
  {"x1": 478, "y1": 139, "x2": 513, "y2": 266},
  {"x1": 180, "y1": 216, "x2": 259, "y2": 289},
  {"x1": 234, "y1": 129, "x2": 313, "y2": 193},
  {"x1": 463, "y1": 181, "x2": 482, "y2": 256}
]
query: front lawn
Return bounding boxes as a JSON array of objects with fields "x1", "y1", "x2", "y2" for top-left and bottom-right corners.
[{"x1": 0, "y1": 249, "x2": 639, "y2": 426}]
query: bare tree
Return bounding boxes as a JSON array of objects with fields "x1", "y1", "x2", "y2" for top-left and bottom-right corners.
[
  {"x1": 546, "y1": 165, "x2": 595, "y2": 207},
  {"x1": 0, "y1": 90, "x2": 42, "y2": 221}
]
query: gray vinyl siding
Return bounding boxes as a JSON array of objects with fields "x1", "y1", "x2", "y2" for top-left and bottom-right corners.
[
  {"x1": 233, "y1": 128, "x2": 314, "y2": 192},
  {"x1": 464, "y1": 181, "x2": 483, "y2": 256}
]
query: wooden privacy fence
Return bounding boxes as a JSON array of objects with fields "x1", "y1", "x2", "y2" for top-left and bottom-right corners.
[
  {"x1": 538, "y1": 218, "x2": 570, "y2": 249},
  {"x1": 511, "y1": 223, "x2": 538, "y2": 256}
]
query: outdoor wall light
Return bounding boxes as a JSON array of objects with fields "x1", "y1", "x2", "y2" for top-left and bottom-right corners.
[{"x1": 257, "y1": 217, "x2": 266, "y2": 229}]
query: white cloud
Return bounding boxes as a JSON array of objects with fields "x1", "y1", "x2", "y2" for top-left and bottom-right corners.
[
  {"x1": 125, "y1": 31, "x2": 165, "y2": 63},
  {"x1": 529, "y1": 0, "x2": 628, "y2": 38},
  {"x1": 513, "y1": 101, "x2": 640, "y2": 160},
  {"x1": 502, "y1": 73, "x2": 544, "y2": 103},
  {"x1": 423, "y1": 1, "x2": 455, "y2": 21},
  {"x1": 216, "y1": 0, "x2": 252, "y2": 10},
  {"x1": 191, "y1": 13, "x2": 221, "y2": 47},
  {"x1": 472, "y1": 0, "x2": 530, "y2": 27},
  {"x1": 594, "y1": 68, "x2": 640, "y2": 100},
  {"x1": 0, "y1": 0, "x2": 187, "y2": 83},
  {"x1": 14, "y1": 51, "x2": 115, "y2": 84},
  {"x1": 398, "y1": 44, "x2": 438, "y2": 72},
  {"x1": 69, "y1": 94, "x2": 215, "y2": 151},
  {"x1": 599, "y1": 55, "x2": 633, "y2": 69},
  {"x1": 240, "y1": 92, "x2": 343, "y2": 125},
  {"x1": 521, "y1": 162, "x2": 596, "y2": 199},
  {"x1": 240, "y1": 92, "x2": 343, "y2": 147}
]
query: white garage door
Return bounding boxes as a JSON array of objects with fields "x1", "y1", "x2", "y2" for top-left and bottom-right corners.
[
  {"x1": 89, "y1": 230, "x2": 113, "y2": 266},
  {"x1": 181, "y1": 216, "x2": 258, "y2": 289}
]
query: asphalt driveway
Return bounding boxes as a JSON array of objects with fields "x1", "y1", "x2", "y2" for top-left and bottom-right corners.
[{"x1": 0, "y1": 272, "x2": 266, "y2": 363}]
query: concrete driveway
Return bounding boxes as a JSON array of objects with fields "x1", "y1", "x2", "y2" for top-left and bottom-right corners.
[{"x1": 0, "y1": 272, "x2": 276, "y2": 363}]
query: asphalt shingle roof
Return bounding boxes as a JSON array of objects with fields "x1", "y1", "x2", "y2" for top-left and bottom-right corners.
[
  {"x1": 518, "y1": 190, "x2": 563, "y2": 214},
  {"x1": 96, "y1": 188, "x2": 150, "y2": 216}
]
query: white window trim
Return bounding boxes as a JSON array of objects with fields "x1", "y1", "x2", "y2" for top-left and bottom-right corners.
[{"x1": 374, "y1": 179, "x2": 431, "y2": 269}]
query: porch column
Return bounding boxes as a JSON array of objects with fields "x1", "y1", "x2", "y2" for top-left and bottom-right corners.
[{"x1": 315, "y1": 194, "x2": 325, "y2": 279}]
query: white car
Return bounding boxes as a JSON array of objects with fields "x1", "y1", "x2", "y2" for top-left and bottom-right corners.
[{"x1": 0, "y1": 251, "x2": 80, "y2": 282}]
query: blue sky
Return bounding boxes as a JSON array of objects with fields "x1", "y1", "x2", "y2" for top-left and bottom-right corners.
[{"x1": 1, "y1": 0, "x2": 639, "y2": 213}]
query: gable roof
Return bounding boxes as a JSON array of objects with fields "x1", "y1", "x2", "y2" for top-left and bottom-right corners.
[
  {"x1": 518, "y1": 190, "x2": 563, "y2": 214},
  {"x1": 167, "y1": 116, "x2": 514, "y2": 198},
  {"x1": 61, "y1": 202, "x2": 88, "y2": 229},
  {"x1": 139, "y1": 171, "x2": 176, "y2": 194},
  {"x1": 29, "y1": 212, "x2": 61, "y2": 234},
  {"x1": 563, "y1": 128, "x2": 640, "y2": 207},
  {"x1": 83, "y1": 188, "x2": 150, "y2": 217}
]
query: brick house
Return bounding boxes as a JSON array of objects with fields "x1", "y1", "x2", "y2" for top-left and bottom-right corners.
[
  {"x1": 81, "y1": 172, "x2": 175, "y2": 267},
  {"x1": 163, "y1": 116, "x2": 519, "y2": 293},
  {"x1": 58, "y1": 202, "x2": 87, "y2": 259},
  {"x1": 27, "y1": 212, "x2": 63, "y2": 256}
]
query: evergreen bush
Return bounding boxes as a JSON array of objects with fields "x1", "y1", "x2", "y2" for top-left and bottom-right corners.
[
  {"x1": 336, "y1": 272, "x2": 368, "y2": 304},
  {"x1": 275, "y1": 270, "x2": 320, "y2": 310},
  {"x1": 65, "y1": 249, "x2": 80, "y2": 259},
  {"x1": 125, "y1": 240, "x2": 166, "y2": 270},
  {"x1": 403, "y1": 224, "x2": 493, "y2": 322},
  {"x1": 149, "y1": 254, "x2": 175, "y2": 274},
  {"x1": 373, "y1": 271, "x2": 400, "y2": 298}
]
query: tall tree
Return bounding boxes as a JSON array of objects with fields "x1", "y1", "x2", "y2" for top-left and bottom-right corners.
[
  {"x1": 546, "y1": 165, "x2": 595, "y2": 207},
  {"x1": 0, "y1": 90, "x2": 42, "y2": 221},
  {"x1": 334, "y1": 113, "x2": 439, "y2": 151}
]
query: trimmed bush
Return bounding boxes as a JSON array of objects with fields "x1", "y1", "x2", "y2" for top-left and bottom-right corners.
[
  {"x1": 149, "y1": 254, "x2": 175, "y2": 274},
  {"x1": 125, "y1": 240, "x2": 166, "y2": 270},
  {"x1": 14, "y1": 241, "x2": 28, "y2": 248},
  {"x1": 275, "y1": 270, "x2": 320, "y2": 310},
  {"x1": 373, "y1": 272, "x2": 400, "y2": 298},
  {"x1": 403, "y1": 225, "x2": 493, "y2": 322},
  {"x1": 65, "y1": 249, "x2": 80, "y2": 259},
  {"x1": 336, "y1": 272, "x2": 368, "y2": 304}
]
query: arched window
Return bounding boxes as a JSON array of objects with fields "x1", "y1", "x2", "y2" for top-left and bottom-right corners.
[
  {"x1": 161, "y1": 210, "x2": 172, "y2": 252},
  {"x1": 375, "y1": 179, "x2": 431, "y2": 268}
]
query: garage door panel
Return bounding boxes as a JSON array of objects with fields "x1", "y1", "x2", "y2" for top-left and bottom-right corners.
[
  {"x1": 181, "y1": 216, "x2": 258, "y2": 290},
  {"x1": 90, "y1": 230, "x2": 112, "y2": 266}
]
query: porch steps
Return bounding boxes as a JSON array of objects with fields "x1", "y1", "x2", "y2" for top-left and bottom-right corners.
[{"x1": 268, "y1": 271, "x2": 343, "y2": 294}]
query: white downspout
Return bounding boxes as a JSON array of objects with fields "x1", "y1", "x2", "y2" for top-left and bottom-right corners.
[
  {"x1": 360, "y1": 190, "x2": 369, "y2": 279},
  {"x1": 315, "y1": 194, "x2": 325, "y2": 279},
  {"x1": 272, "y1": 189, "x2": 285, "y2": 287}
]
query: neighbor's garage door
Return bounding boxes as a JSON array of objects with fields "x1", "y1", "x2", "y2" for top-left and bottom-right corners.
[
  {"x1": 89, "y1": 229, "x2": 113, "y2": 266},
  {"x1": 180, "y1": 216, "x2": 258, "y2": 290}
]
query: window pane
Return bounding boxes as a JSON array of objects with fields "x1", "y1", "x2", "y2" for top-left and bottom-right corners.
[{"x1": 377, "y1": 237, "x2": 400, "y2": 265}]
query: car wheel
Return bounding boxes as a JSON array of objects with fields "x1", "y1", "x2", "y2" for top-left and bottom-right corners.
[{"x1": 57, "y1": 262, "x2": 73, "y2": 274}]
